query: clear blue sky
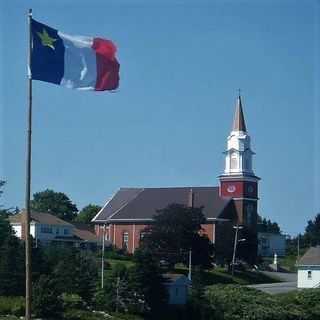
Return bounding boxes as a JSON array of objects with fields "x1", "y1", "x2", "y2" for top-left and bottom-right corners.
[{"x1": 0, "y1": 0, "x2": 319, "y2": 236}]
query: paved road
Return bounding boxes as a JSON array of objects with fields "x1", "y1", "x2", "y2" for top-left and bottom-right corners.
[
  {"x1": 262, "y1": 271, "x2": 297, "y2": 282},
  {"x1": 248, "y1": 282, "x2": 297, "y2": 294},
  {"x1": 248, "y1": 272, "x2": 298, "y2": 294}
]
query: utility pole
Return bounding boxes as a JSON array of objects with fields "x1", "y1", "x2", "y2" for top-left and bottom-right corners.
[
  {"x1": 297, "y1": 233, "x2": 300, "y2": 263},
  {"x1": 25, "y1": 9, "x2": 33, "y2": 320},
  {"x1": 231, "y1": 224, "x2": 243, "y2": 277},
  {"x1": 101, "y1": 224, "x2": 106, "y2": 289},
  {"x1": 188, "y1": 249, "x2": 192, "y2": 281}
]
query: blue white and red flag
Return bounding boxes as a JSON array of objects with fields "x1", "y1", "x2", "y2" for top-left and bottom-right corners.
[{"x1": 31, "y1": 19, "x2": 120, "y2": 91}]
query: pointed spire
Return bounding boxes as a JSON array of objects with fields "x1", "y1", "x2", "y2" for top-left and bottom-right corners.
[{"x1": 232, "y1": 93, "x2": 247, "y2": 132}]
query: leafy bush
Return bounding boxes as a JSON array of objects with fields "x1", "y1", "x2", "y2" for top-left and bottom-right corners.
[
  {"x1": 278, "y1": 289, "x2": 320, "y2": 320},
  {"x1": 104, "y1": 247, "x2": 132, "y2": 261},
  {"x1": 62, "y1": 293, "x2": 87, "y2": 310},
  {"x1": 0, "y1": 296, "x2": 25, "y2": 316},
  {"x1": 205, "y1": 285, "x2": 298, "y2": 320},
  {"x1": 63, "y1": 309, "x2": 110, "y2": 320},
  {"x1": 110, "y1": 312, "x2": 144, "y2": 320},
  {"x1": 32, "y1": 275, "x2": 63, "y2": 318}
]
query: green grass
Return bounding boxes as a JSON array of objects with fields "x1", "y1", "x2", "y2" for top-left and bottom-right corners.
[
  {"x1": 104, "y1": 257, "x2": 280, "y2": 285},
  {"x1": 106, "y1": 258, "x2": 135, "y2": 269},
  {"x1": 174, "y1": 266, "x2": 281, "y2": 285}
]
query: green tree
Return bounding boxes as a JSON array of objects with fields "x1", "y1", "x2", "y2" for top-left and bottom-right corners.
[
  {"x1": 75, "y1": 204, "x2": 102, "y2": 223},
  {"x1": 0, "y1": 212, "x2": 12, "y2": 247},
  {"x1": 129, "y1": 248, "x2": 168, "y2": 315},
  {"x1": 0, "y1": 232, "x2": 25, "y2": 296},
  {"x1": 187, "y1": 267, "x2": 212, "y2": 320},
  {"x1": 0, "y1": 180, "x2": 5, "y2": 199},
  {"x1": 237, "y1": 227, "x2": 258, "y2": 265},
  {"x1": 96, "y1": 264, "x2": 134, "y2": 313},
  {"x1": 52, "y1": 248, "x2": 98, "y2": 302},
  {"x1": 257, "y1": 216, "x2": 281, "y2": 234},
  {"x1": 142, "y1": 204, "x2": 214, "y2": 268},
  {"x1": 32, "y1": 275, "x2": 63, "y2": 318},
  {"x1": 303, "y1": 213, "x2": 320, "y2": 246},
  {"x1": 30, "y1": 189, "x2": 78, "y2": 221},
  {"x1": 0, "y1": 182, "x2": 25, "y2": 296}
]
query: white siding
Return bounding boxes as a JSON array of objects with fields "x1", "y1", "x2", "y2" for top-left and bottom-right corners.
[
  {"x1": 12, "y1": 225, "x2": 22, "y2": 238},
  {"x1": 298, "y1": 267, "x2": 320, "y2": 288},
  {"x1": 36, "y1": 224, "x2": 73, "y2": 242}
]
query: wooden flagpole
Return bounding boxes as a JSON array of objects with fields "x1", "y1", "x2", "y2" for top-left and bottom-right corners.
[{"x1": 25, "y1": 8, "x2": 33, "y2": 320}]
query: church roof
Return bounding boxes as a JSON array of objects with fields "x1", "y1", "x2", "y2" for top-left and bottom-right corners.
[
  {"x1": 232, "y1": 95, "x2": 247, "y2": 132},
  {"x1": 93, "y1": 187, "x2": 232, "y2": 222}
]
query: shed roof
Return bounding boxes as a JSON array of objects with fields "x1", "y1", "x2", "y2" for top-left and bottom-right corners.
[{"x1": 297, "y1": 246, "x2": 320, "y2": 266}]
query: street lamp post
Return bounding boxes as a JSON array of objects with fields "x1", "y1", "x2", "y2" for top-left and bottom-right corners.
[
  {"x1": 101, "y1": 224, "x2": 106, "y2": 289},
  {"x1": 231, "y1": 224, "x2": 244, "y2": 277}
]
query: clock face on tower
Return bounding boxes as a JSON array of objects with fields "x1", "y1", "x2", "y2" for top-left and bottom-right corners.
[
  {"x1": 247, "y1": 185, "x2": 254, "y2": 193},
  {"x1": 227, "y1": 185, "x2": 236, "y2": 193}
]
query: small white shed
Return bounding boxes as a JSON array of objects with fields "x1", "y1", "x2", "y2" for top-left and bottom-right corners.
[
  {"x1": 163, "y1": 274, "x2": 191, "y2": 305},
  {"x1": 297, "y1": 246, "x2": 320, "y2": 289}
]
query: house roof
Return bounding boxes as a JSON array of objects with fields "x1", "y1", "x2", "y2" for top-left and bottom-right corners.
[
  {"x1": 9, "y1": 210, "x2": 72, "y2": 226},
  {"x1": 72, "y1": 223, "x2": 100, "y2": 243},
  {"x1": 93, "y1": 187, "x2": 232, "y2": 222},
  {"x1": 297, "y1": 246, "x2": 320, "y2": 266}
]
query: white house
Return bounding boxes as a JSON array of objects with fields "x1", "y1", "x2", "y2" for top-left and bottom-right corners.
[
  {"x1": 257, "y1": 232, "x2": 286, "y2": 257},
  {"x1": 9, "y1": 210, "x2": 99, "y2": 247},
  {"x1": 297, "y1": 246, "x2": 320, "y2": 289},
  {"x1": 163, "y1": 274, "x2": 191, "y2": 305}
]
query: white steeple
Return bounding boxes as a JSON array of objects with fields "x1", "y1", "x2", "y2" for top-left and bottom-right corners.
[{"x1": 224, "y1": 95, "x2": 255, "y2": 176}]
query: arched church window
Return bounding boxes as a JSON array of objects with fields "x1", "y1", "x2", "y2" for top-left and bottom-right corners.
[{"x1": 230, "y1": 152, "x2": 238, "y2": 169}]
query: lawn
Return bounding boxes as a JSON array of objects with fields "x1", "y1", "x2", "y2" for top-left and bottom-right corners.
[
  {"x1": 106, "y1": 258, "x2": 135, "y2": 269},
  {"x1": 174, "y1": 266, "x2": 281, "y2": 285},
  {"x1": 104, "y1": 258, "x2": 281, "y2": 285}
]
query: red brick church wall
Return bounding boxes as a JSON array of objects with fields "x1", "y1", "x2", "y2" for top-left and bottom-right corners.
[{"x1": 95, "y1": 221, "x2": 218, "y2": 254}]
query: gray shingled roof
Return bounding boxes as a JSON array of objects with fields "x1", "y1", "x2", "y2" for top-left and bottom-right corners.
[
  {"x1": 93, "y1": 187, "x2": 232, "y2": 222},
  {"x1": 72, "y1": 223, "x2": 100, "y2": 243},
  {"x1": 9, "y1": 210, "x2": 72, "y2": 226},
  {"x1": 297, "y1": 246, "x2": 320, "y2": 266}
]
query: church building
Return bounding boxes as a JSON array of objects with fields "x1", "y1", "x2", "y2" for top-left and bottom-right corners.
[{"x1": 92, "y1": 95, "x2": 260, "y2": 257}]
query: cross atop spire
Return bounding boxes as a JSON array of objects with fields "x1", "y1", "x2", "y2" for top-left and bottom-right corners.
[{"x1": 232, "y1": 93, "x2": 247, "y2": 132}]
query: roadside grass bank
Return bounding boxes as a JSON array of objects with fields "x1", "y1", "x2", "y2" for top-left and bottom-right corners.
[{"x1": 174, "y1": 266, "x2": 281, "y2": 285}]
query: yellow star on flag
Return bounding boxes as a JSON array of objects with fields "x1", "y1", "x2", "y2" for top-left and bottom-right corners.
[{"x1": 37, "y1": 28, "x2": 57, "y2": 50}]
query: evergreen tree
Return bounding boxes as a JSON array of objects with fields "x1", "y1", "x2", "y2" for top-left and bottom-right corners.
[
  {"x1": 52, "y1": 248, "x2": 98, "y2": 302},
  {"x1": 32, "y1": 275, "x2": 63, "y2": 318},
  {"x1": 303, "y1": 213, "x2": 320, "y2": 246},
  {"x1": 96, "y1": 264, "x2": 134, "y2": 313},
  {"x1": 0, "y1": 234, "x2": 25, "y2": 296},
  {"x1": 130, "y1": 248, "x2": 168, "y2": 315},
  {"x1": 257, "y1": 216, "x2": 281, "y2": 234}
]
